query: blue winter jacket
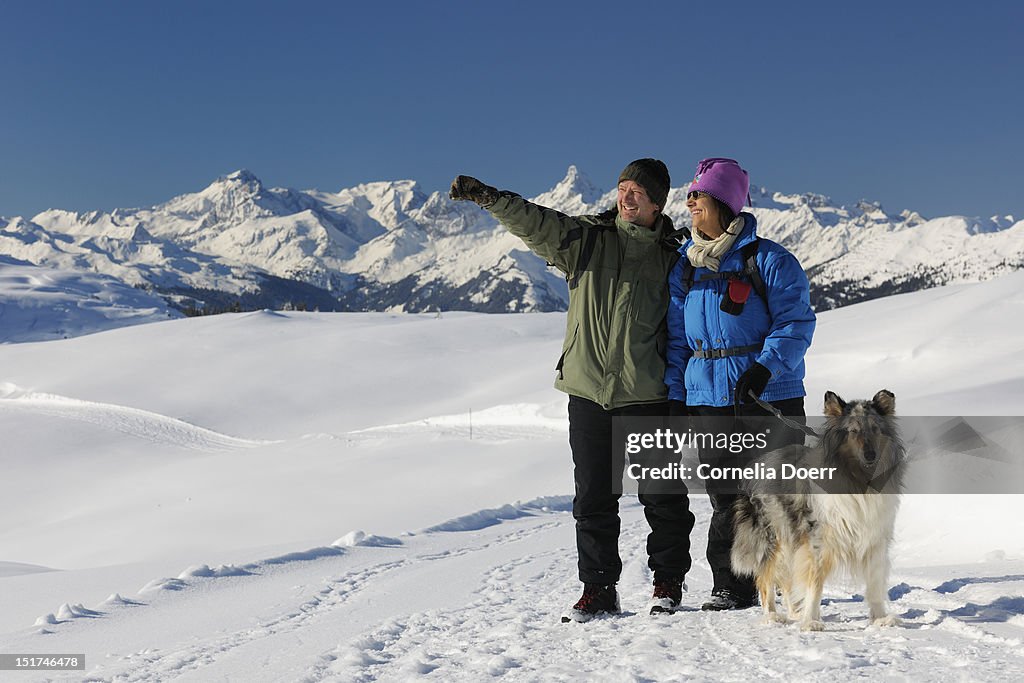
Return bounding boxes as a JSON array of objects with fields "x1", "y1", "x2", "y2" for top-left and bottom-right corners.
[{"x1": 665, "y1": 212, "x2": 816, "y2": 407}]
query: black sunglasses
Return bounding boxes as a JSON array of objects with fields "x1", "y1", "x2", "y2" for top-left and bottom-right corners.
[{"x1": 687, "y1": 191, "x2": 709, "y2": 201}]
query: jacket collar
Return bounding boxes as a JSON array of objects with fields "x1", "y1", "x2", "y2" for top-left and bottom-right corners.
[
  {"x1": 614, "y1": 212, "x2": 674, "y2": 243},
  {"x1": 731, "y1": 211, "x2": 759, "y2": 249}
]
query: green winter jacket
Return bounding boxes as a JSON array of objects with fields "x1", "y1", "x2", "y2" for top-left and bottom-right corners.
[{"x1": 488, "y1": 193, "x2": 680, "y2": 410}]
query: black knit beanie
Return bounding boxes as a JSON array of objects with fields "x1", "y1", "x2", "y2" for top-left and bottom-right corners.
[{"x1": 618, "y1": 158, "x2": 670, "y2": 210}]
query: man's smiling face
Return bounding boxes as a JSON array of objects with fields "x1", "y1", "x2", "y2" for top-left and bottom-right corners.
[{"x1": 617, "y1": 180, "x2": 660, "y2": 227}]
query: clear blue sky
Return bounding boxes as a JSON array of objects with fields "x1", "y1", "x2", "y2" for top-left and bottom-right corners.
[{"x1": 1, "y1": 0, "x2": 1021, "y2": 221}]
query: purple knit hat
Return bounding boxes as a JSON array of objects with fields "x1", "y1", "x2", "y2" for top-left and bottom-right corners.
[{"x1": 688, "y1": 158, "x2": 750, "y2": 215}]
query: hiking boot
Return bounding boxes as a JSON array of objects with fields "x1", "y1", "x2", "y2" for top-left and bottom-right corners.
[
  {"x1": 648, "y1": 577, "x2": 687, "y2": 615},
  {"x1": 701, "y1": 588, "x2": 756, "y2": 611},
  {"x1": 561, "y1": 583, "x2": 620, "y2": 623}
]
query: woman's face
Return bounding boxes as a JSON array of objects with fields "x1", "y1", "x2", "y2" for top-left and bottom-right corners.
[{"x1": 687, "y1": 191, "x2": 723, "y2": 238}]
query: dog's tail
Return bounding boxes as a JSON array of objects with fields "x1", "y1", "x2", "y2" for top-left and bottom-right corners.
[{"x1": 730, "y1": 495, "x2": 774, "y2": 577}]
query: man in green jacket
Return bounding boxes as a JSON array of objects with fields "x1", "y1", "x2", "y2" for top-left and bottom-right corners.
[{"x1": 450, "y1": 160, "x2": 695, "y2": 622}]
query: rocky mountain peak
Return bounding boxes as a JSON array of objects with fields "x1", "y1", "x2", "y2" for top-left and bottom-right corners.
[{"x1": 531, "y1": 165, "x2": 609, "y2": 214}]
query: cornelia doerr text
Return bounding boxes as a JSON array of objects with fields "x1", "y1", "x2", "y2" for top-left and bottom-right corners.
[{"x1": 626, "y1": 460, "x2": 838, "y2": 483}]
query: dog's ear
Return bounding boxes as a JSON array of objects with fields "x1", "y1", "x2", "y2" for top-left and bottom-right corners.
[
  {"x1": 824, "y1": 391, "x2": 846, "y2": 417},
  {"x1": 872, "y1": 389, "x2": 896, "y2": 415}
]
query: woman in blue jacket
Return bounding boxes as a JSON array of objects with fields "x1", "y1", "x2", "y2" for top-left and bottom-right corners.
[{"x1": 666, "y1": 157, "x2": 816, "y2": 611}]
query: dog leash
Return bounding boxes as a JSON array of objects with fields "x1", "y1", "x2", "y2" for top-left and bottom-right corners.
[{"x1": 745, "y1": 391, "x2": 822, "y2": 441}]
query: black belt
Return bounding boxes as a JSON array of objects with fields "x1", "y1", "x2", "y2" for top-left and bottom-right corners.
[{"x1": 692, "y1": 343, "x2": 762, "y2": 359}]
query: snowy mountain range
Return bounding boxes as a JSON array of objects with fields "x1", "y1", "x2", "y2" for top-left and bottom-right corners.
[{"x1": 2, "y1": 167, "x2": 1021, "y2": 317}]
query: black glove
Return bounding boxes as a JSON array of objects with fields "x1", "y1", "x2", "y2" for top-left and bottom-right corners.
[
  {"x1": 669, "y1": 400, "x2": 689, "y2": 417},
  {"x1": 734, "y1": 362, "x2": 771, "y2": 406},
  {"x1": 449, "y1": 175, "x2": 499, "y2": 207}
]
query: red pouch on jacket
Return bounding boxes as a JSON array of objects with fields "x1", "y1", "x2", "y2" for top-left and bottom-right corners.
[{"x1": 720, "y1": 279, "x2": 752, "y2": 315}]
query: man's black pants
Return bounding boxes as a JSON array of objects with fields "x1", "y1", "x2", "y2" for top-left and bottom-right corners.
[
  {"x1": 690, "y1": 397, "x2": 806, "y2": 601},
  {"x1": 568, "y1": 395, "x2": 695, "y2": 585}
]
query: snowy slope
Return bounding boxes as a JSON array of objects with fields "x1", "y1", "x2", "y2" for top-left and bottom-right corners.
[
  {"x1": 0, "y1": 275, "x2": 1023, "y2": 681},
  {"x1": 0, "y1": 255, "x2": 179, "y2": 342},
  {"x1": 4, "y1": 167, "x2": 1021, "y2": 321}
]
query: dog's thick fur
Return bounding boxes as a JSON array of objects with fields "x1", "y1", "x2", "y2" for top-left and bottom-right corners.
[{"x1": 731, "y1": 390, "x2": 906, "y2": 631}]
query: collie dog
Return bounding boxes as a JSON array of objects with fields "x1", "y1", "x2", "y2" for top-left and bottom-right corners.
[{"x1": 731, "y1": 390, "x2": 906, "y2": 631}]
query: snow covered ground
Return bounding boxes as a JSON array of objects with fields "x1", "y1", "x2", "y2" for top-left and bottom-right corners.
[
  {"x1": 0, "y1": 256, "x2": 178, "y2": 343},
  {"x1": 1, "y1": 274, "x2": 1023, "y2": 681}
]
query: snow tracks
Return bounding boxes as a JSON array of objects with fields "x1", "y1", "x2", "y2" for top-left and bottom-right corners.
[{"x1": 6, "y1": 498, "x2": 1023, "y2": 681}]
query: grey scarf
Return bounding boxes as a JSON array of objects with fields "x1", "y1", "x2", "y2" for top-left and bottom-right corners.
[{"x1": 686, "y1": 215, "x2": 746, "y2": 272}]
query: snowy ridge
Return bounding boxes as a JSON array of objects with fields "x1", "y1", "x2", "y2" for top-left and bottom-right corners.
[
  {"x1": 348, "y1": 402, "x2": 568, "y2": 442},
  {"x1": 0, "y1": 561, "x2": 56, "y2": 578},
  {"x1": 0, "y1": 382, "x2": 277, "y2": 451},
  {"x1": 3, "y1": 166, "x2": 1021, "y2": 334}
]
